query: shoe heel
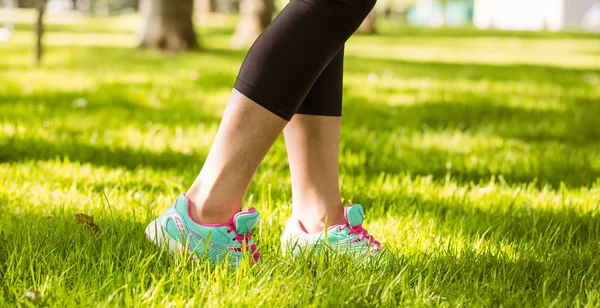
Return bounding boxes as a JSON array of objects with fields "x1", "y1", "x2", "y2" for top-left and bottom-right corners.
[{"x1": 145, "y1": 219, "x2": 184, "y2": 256}]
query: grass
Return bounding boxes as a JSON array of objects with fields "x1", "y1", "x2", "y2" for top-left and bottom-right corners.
[{"x1": 1, "y1": 9, "x2": 600, "y2": 307}]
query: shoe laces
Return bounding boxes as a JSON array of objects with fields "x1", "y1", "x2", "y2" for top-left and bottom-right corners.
[
  {"x1": 227, "y1": 228, "x2": 261, "y2": 262},
  {"x1": 347, "y1": 224, "x2": 380, "y2": 247}
]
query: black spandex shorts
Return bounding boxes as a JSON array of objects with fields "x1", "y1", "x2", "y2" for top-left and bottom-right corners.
[{"x1": 234, "y1": 0, "x2": 376, "y2": 120}]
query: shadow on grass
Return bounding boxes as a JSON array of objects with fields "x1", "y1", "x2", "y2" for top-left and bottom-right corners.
[
  {"x1": 344, "y1": 98, "x2": 600, "y2": 145},
  {"x1": 0, "y1": 85, "x2": 216, "y2": 172},
  {"x1": 0, "y1": 83, "x2": 224, "y2": 128},
  {"x1": 2, "y1": 44, "x2": 599, "y2": 187},
  {"x1": 361, "y1": 185, "x2": 600, "y2": 250},
  {"x1": 2, "y1": 84, "x2": 598, "y2": 188},
  {"x1": 344, "y1": 56, "x2": 600, "y2": 84},
  {"x1": 0, "y1": 136, "x2": 205, "y2": 171},
  {"x1": 340, "y1": 95, "x2": 600, "y2": 187},
  {"x1": 341, "y1": 141, "x2": 600, "y2": 189}
]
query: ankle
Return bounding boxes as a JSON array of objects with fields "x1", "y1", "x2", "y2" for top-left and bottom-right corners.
[
  {"x1": 293, "y1": 203, "x2": 346, "y2": 233},
  {"x1": 185, "y1": 190, "x2": 241, "y2": 225}
]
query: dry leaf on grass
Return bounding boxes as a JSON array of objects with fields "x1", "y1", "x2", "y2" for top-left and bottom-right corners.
[{"x1": 74, "y1": 213, "x2": 100, "y2": 232}]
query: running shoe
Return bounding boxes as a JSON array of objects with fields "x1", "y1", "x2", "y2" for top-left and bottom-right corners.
[
  {"x1": 281, "y1": 203, "x2": 381, "y2": 256},
  {"x1": 145, "y1": 194, "x2": 261, "y2": 267}
]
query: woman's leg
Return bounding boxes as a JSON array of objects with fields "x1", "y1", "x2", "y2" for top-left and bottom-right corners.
[
  {"x1": 283, "y1": 48, "x2": 345, "y2": 233},
  {"x1": 280, "y1": 50, "x2": 382, "y2": 252},
  {"x1": 284, "y1": 115, "x2": 344, "y2": 233},
  {"x1": 281, "y1": 48, "x2": 381, "y2": 252},
  {"x1": 185, "y1": 91, "x2": 287, "y2": 224},
  {"x1": 186, "y1": 0, "x2": 375, "y2": 224}
]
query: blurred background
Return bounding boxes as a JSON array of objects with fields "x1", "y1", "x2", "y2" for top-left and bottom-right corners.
[
  {"x1": 1, "y1": 0, "x2": 599, "y2": 49},
  {"x1": 0, "y1": 0, "x2": 599, "y2": 189}
]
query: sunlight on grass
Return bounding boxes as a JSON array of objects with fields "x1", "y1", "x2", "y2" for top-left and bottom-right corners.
[
  {"x1": 1, "y1": 10, "x2": 600, "y2": 307},
  {"x1": 348, "y1": 36, "x2": 600, "y2": 68}
]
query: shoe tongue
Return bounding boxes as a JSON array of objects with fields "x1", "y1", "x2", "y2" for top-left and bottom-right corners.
[
  {"x1": 344, "y1": 204, "x2": 365, "y2": 227},
  {"x1": 233, "y1": 208, "x2": 260, "y2": 235}
]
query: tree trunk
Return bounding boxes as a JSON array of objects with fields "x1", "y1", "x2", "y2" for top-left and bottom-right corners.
[
  {"x1": 359, "y1": 11, "x2": 376, "y2": 34},
  {"x1": 35, "y1": 0, "x2": 47, "y2": 65},
  {"x1": 138, "y1": 0, "x2": 198, "y2": 51},
  {"x1": 196, "y1": 0, "x2": 217, "y2": 13},
  {"x1": 231, "y1": 0, "x2": 273, "y2": 48}
]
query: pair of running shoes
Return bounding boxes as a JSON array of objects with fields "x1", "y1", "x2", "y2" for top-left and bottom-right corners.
[{"x1": 145, "y1": 194, "x2": 381, "y2": 266}]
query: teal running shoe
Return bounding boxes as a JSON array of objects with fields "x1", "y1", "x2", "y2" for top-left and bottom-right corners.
[
  {"x1": 145, "y1": 194, "x2": 261, "y2": 267},
  {"x1": 281, "y1": 204, "x2": 381, "y2": 256}
]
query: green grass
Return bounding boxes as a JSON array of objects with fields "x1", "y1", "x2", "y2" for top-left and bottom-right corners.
[{"x1": 1, "y1": 9, "x2": 600, "y2": 307}]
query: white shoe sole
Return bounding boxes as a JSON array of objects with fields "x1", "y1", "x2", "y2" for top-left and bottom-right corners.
[{"x1": 145, "y1": 218, "x2": 190, "y2": 258}]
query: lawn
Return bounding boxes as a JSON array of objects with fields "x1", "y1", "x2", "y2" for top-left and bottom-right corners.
[{"x1": 1, "y1": 10, "x2": 600, "y2": 307}]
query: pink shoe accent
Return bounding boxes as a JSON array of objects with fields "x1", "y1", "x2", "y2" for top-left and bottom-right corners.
[
  {"x1": 174, "y1": 216, "x2": 187, "y2": 239},
  {"x1": 183, "y1": 193, "x2": 205, "y2": 226},
  {"x1": 296, "y1": 219, "x2": 310, "y2": 234},
  {"x1": 327, "y1": 224, "x2": 345, "y2": 231},
  {"x1": 343, "y1": 205, "x2": 350, "y2": 224},
  {"x1": 347, "y1": 224, "x2": 380, "y2": 248},
  {"x1": 344, "y1": 204, "x2": 381, "y2": 249},
  {"x1": 226, "y1": 227, "x2": 261, "y2": 262}
]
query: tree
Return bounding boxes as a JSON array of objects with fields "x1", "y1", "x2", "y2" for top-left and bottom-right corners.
[
  {"x1": 138, "y1": 0, "x2": 198, "y2": 51},
  {"x1": 231, "y1": 0, "x2": 274, "y2": 47},
  {"x1": 196, "y1": 0, "x2": 217, "y2": 13},
  {"x1": 35, "y1": 0, "x2": 47, "y2": 64},
  {"x1": 359, "y1": 11, "x2": 377, "y2": 34}
]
